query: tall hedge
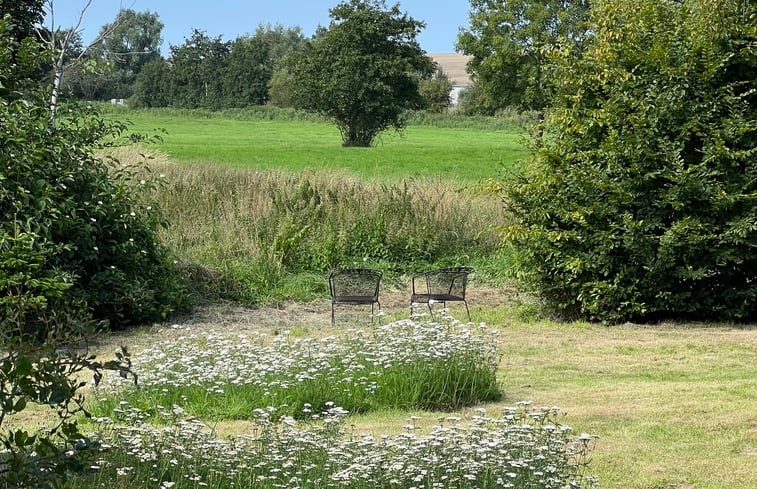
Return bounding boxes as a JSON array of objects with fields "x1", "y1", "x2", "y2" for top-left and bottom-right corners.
[{"x1": 505, "y1": 0, "x2": 756, "y2": 322}]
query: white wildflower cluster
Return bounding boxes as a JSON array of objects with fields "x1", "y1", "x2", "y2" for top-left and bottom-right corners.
[
  {"x1": 79, "y1": 401, "x2": 596, "y2": 489},
  {"x1": 100, "y1": 317, "x2": 501, "y2": 415}
]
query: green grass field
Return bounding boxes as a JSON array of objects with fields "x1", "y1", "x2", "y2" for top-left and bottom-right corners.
[{"x1": 120, "y1": 110, "x2": 529, "y2": 182}]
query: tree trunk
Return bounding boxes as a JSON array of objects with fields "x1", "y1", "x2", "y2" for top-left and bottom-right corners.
[
  {"x1": 49, "y1": 48, "x2": 66, "y2": 124},
  {"x1": 533, "y1": 110, "x2": 545, "y2": 150}
]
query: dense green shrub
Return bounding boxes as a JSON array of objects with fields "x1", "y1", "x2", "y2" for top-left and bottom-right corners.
[
  {"x1": 0, "y1": 11, "x2": 142, "y2": 488},
  {"x1": 1, "y1": 18, "x2": 188, "y2": 330},
  {"x1": 418, "y1": 68, "x2": 453, "y2": 113},
  {"x1": 1, "y1": 99, "x2": 187, "y2": 328},
  {"x1": 505, "y1": 0, "x2": 756, "y2": 322}
]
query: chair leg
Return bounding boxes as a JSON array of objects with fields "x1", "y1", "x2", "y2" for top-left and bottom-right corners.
[
  {"x1": 427, "y1": 301, "x2": 434, "y2": 318},
  {"x1": 370, "y1": 302, "x2": 374, "y2": 325},
  {"x1": 463, "y1": 300, "x2": 471, "y2": 322},
  {"x1": 331, "y1": 302, "x2": 335, "y2": 326}
]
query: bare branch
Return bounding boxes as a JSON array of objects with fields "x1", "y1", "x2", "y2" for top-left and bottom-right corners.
[{"x1": 45, "y1": 0, "x2": 137, "y2": 122}]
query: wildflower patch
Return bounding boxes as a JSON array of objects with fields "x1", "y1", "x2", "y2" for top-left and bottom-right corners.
[
  {"x1": 69, "y1": 401, "x2": 597, "y2": 489},
  {"x1": 93, "y1": 318, "x2": 502, "y2": 419}
]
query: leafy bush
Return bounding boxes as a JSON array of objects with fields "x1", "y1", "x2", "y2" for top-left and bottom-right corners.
[
  {"x1": 0, "y1": 324, "x2": 133, "y2": 488},
  {"x1": 0, "y1": 10, "x2": 182, "y2": 486},
  {"x1": 418, "y1": 68, "x2": 453, "y2": 113},
  {"x1": 505, "y1": 0, "x2": 756, "y2": 322},
  {"x1": 1, "y1": 98, "x2": 188, "y2": 328}
]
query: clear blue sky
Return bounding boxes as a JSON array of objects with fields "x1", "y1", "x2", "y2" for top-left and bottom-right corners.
[{"x1": 46, "y1": 0, "x2": 471, "y2": 55}]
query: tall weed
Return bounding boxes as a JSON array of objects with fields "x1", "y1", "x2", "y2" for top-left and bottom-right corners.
[{"x1": 133, "y1": 157, "x2": 504, "y2": 302}]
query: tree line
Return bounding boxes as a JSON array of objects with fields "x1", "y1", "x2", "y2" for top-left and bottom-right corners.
[
  {"x1": 61, "y1": 13, "x2": 305, "y2": 108},
  {"x1": 55, "y1": 0, "x2": 598, "y2": 118},
  {"x1": 60, "y1": 7, "x2": 452, "y2": 115}
]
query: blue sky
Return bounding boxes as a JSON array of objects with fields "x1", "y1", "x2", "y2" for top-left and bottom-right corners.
[{"x1": 47, "y1": 0, "x2": 471, "y2": 55}]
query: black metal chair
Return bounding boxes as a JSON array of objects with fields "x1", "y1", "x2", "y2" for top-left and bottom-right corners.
[
  {"x1": 410, "y1": 267, "x2": 473, "y2": 321},
  {"x1": 329, "y1": 268, "x2": 382, "y2": 325}
]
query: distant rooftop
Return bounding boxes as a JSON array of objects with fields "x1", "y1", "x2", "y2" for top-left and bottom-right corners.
[{"x1": 428, "y1": 53, "x2": 472, "y2": 86}]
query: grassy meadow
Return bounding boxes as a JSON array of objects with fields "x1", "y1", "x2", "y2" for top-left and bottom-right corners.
[
  {"x1": 53, "y1": 108, "x2": 757, "y2": 489},
  {"x1": 115, "y1": 107, "x2": 530, "y2": 182}
]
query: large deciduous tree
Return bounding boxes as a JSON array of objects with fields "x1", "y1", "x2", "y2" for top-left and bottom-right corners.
[
  {"x1": 505, "y1": 0, "x2": 757, "y2": 322},
  {"x1": 133, "y1": 27, "x2": 287, "y2": 109},
  {"x1": 252, "y1": 23, "x2": 306, "y2": 69},
  {"x1": 168, "y1": 29, "x2": 229, "y2": 109},
  {"x1": 456, "y1": 0, "x2": 591, "y2": 113},
  {"x1": 288, "y1": 0, "x2": 434, "y2": 147},
  {"x1": 224, "y1": 35, "x2": 272, "y2": 107},
  {"x1": 87, "y1": 8, "x2": 163, "y2": 98}
]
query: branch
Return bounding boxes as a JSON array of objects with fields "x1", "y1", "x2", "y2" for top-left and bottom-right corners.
[
  {"x1": 46, "y1": 0, "x2": 136, "y2": 70},
  {"x1": 45, "y1": 0, "x2": 131, "y2": 122}
]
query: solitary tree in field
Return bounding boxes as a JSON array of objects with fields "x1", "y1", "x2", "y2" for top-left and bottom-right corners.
[{"x1": 287, "y1": 0, "x2": 434, "y2": 147}]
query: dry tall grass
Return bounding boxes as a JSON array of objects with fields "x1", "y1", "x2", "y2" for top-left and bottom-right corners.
[{"x1": 105, "y1": 147, "x2": 506, "y2": 302}]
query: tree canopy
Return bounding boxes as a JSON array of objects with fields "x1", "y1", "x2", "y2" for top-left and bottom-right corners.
[
  {"x1": 504, "y1": 0, "x2": 757, "y2": 322},
  {"x1": 131, "y1": 24, "x2": 304, "y2": 109},
  {"x1": 287, "y1": 0, "x2": 434, "y2": 146},
  {"x1": 456, "y1": 0, "x2": 591, "y2": 113},
  {"x1": 95, "y1": 9, "x2": 163, "y2": 77},
  {"x1": 61, "y1": 8, "x2": 163, "y2": 100}
]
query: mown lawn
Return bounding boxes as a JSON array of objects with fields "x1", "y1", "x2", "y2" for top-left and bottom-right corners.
[
  {"x1": 473, "y1": 312, "x2": 757, "y2": 489},
  {"x1": 121, "y1": 111, "x2": 528, "y2": 182},
  {"x1": 81, "y1": 305, "x2": 757, "y2": 489}
]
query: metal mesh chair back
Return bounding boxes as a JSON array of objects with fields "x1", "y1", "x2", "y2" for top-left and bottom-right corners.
[
  {"x1": 424, "y1": 267, "x2": 471, "y2": 299},
  {"x1": 329, "y1": 268, "x2": 382, "y2": 324},
  {"x1": 410, "y1": 267, "x2": 473, "y2": 321},
  {"x1": 330, "y1": 269, "x2": 381, "y2": 301}
]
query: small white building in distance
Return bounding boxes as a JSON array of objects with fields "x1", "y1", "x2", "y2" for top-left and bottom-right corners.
[{"x1": 427, "y1": 53, "x2": 472, "y2": 105}]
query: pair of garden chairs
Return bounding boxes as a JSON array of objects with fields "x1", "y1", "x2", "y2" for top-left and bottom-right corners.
[{"x1": 328, "y1": 267, "x2": 473, "y2": 325}]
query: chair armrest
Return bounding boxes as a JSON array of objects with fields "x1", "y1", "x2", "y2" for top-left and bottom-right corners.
[{"x1": 411, "y1": 272, "x2": 429, "y2": 295}]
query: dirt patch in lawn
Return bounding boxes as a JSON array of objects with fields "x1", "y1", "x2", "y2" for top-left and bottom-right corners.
[{"x1": 91, "y1": 283, "x2": 522, "y2": 356}]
